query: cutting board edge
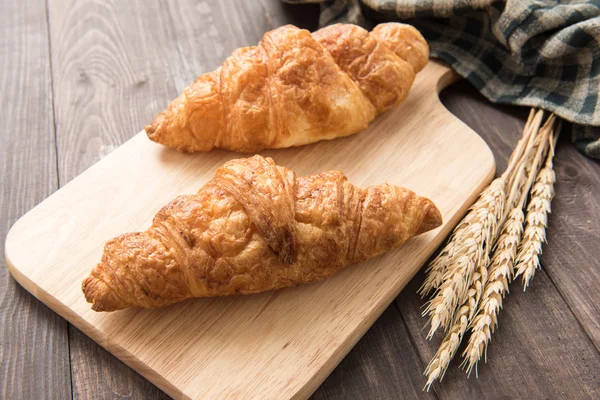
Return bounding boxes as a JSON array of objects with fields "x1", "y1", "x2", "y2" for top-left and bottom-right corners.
[
  {"x1": 4, "y1": 252, "x2": 190, "y2": 400},
  {"x1": 4, "y1": 156, "x2": 495, "y2": 400},
  {"x1": 3, "y1": 59, "x2": 500, "y2": 399}
]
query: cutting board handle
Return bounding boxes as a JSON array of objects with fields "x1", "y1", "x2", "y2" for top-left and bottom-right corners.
[{"x1": 424, "y1": 60, "x2": 462, "y2": 97}]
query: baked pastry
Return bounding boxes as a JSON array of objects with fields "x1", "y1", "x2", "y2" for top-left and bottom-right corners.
[
  {"x1": 82, "y1": 155, "x2": 441, "y2": 311},
  {"x1": 146, "y1": 23, "x2": 428, "y2": 153}
]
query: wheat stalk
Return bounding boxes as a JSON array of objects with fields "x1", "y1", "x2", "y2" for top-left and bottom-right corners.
[
  {"x1": 421, "y1": 110, "x2": 561, "y2": 387},
  {"x1": 514, "y1": 126, "x2": 559, "y2": 288},
  {"x1": 421, "y1": 111, "x2": 548, "y2": 336},
  {"x1": 460, "y1": 116, "x2": 558, "y2": 374},
  {"x1": 418, "y1": 110, "x2": 543, "y2": 297},
  {"x1": 419, "y1": 110, "x2": 545, "y2": 298}
]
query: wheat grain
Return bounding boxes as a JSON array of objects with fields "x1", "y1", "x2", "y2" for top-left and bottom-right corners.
[
  {"x1": 420, "y1": 253, "x2": 450, "y2": 297},
  {"x1": 419, "y1": 211, "x2": 479, "y2": 297},
  {"x1": 419, "y1": 199, "x2": 487, "y2": 296}
]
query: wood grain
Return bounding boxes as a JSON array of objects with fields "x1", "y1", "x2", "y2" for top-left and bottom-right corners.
[
  {"x1": 393, "y1": 82, "x2": 600, "y2": 399},
  {"x1": 45, "y1": 0, "x2": 179, "y2": 398},
  {"x1": 5, "y1": 61, "x2": 495, "y2": 399},
  {"x1": 47, "y1": 0, "x2": 176, "y2": 183},
  {"x1": 163, "y1": 0, "x2": 320, "y2": 93},
  {"x1": 0, "y1": 0, "x2": 71, "y2": 398},
  {"x1": 545, "y1": 133, "x2": 600, "y2": 350}
]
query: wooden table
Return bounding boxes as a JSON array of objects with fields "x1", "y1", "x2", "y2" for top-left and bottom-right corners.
[{"x1": 2, "y1": 1, "x2": 599, "y2": 399}]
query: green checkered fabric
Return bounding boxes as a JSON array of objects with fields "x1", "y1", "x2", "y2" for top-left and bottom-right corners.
[{"x1": 284, "y1": 0, "x2": 600, "y2": 159}]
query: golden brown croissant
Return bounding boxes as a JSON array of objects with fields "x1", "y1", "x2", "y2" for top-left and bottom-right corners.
[
  {"x1": 82, "y1": 155, "x2": 442, "y2": 311},
  {"x1": 145, "y1": 23, "x2": 428, "y2": 153}
]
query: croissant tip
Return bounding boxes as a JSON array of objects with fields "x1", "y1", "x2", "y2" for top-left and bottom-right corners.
[
  {"x1": 82, "y1": 274, "x2": 121, "y2": 312},
  {"x1": 417, "y1": 200, "x2": 443, "y2": 235},
  {"x1": 145, "y1": 110, "x2": 167, "y2": 143},
  {"x1": 145, "y1": 122, "x2": 158, "y2": 141}
]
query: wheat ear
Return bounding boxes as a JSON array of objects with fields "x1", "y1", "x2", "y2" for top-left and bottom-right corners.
[
  {"x1": 461, "y1": 116, "x2": 558, "y2": 373},
  {"x1": 422, "y1": 110, "x2": 552, "y2": 385},
  {"x1": 419, "y1": 110, "x2": 544, "y2": 298},
  {"x1": 421, "y1": 111, "x2": 548, "y2": 335},
  {"x1": 454, "y1": 115, "x2": 545, "y2": 375},
  {"x1": 424, "y1": 303, "x2": 470, "y2": 390},
  {"x1": 421, "y1": 110, "x2": 557, "y2": 387},
  {"x1": 514, "y1": 124, "x2": 560, "y2": 288},
  {"x1": 422, "y1": 178, "x2": 505, "y2": 337}
]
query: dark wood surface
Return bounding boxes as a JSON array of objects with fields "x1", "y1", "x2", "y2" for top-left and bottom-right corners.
[{"x1": 1, "y1": 1, "x2": 599, "y2": 399}]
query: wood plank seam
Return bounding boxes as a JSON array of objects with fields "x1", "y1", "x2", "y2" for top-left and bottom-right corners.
[
  {"x1": 43, "y1": 0, "x2": 62, "y2": 189},
  {"x1": 1, "y1": 0, "x2": 71, "y2": 397},
  {"x1": 43, "y1": 1, "x2": 75, "y2": 396}
]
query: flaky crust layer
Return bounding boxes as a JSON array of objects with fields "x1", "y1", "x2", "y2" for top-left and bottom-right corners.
[
  {"x1": 145, "y1": 23, "x2": 428, "y2": 153},
  {"x1": 83, "y1": 156, "x2": 442, "y2": 311}
]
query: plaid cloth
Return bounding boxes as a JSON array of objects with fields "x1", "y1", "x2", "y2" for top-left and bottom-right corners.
[{"x1": 284, "y1": 0, "x2": 600, "y2": 159}]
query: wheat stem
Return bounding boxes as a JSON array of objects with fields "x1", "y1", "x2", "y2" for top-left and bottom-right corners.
[
  {"x1": 504, "y1": 110, "x2": 544, "y2": 182},
  {"x1": 504, "y1": 113, "x2": 551, "y2": 212},
  {"x1": 460, "y1": 115, "x2": 559, "y2": 373},
  {"x1": 517, "y1": 116, "x2": 555, "y2": 208}
]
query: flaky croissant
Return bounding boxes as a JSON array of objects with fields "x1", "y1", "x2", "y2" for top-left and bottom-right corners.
[
  {"x1": 145, "y1": 23, "x2": 428, "y2": 153},
  {"x1": 82, "y1": 155, "x2": 442, "y2": 311}
]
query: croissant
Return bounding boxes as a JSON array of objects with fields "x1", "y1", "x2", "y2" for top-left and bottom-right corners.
[
  {"x1": 82, "y1": 155, "x2": 442, "y2": 311},
  {"x1": 145, "y1": 23, "x2": 428, "y2": 153}
]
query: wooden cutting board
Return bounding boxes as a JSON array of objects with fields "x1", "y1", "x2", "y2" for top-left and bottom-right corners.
[{"x1": 5, "y1": 60, "x2": 494, "y2": 399}]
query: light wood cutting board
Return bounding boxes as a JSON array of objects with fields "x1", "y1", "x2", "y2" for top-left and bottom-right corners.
[{"x1": 5, "y1": 61, "x2": 494, "y2": 399}]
